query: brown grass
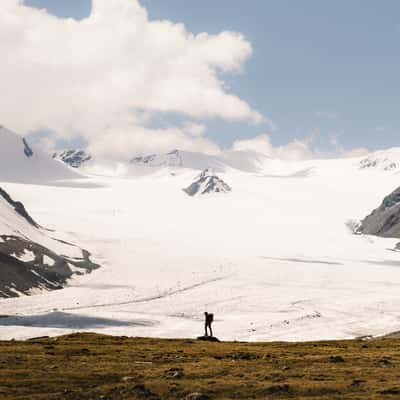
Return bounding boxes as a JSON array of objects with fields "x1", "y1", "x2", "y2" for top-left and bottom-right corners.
[{"x1": 1, "y1": 333, "x2": 400, "y2": 399}]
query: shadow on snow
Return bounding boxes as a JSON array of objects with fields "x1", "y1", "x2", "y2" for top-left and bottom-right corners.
[{"x1": 0, "y1": 311, "x2": 158, "y2": 329}]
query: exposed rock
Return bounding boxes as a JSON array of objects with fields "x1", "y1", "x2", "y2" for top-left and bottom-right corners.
[
  {"x1": 53, "y1": 149, "x2": 92, "y2": 168},
  {"x1": 358, "y1": 186, "x2": 400, "y2": 238},
  {"x1": 0, "y1": 126, "x2": 79, "y2": 183},
  {"x1": 184, "y1": 169, "x2": 231, "y2": 196},
  {"x1": 0, "y1": 187, "x2": 39, "y2": 227},
  {"x1": 131, "y1": 149, "x2": 183, "y2": 167},
  {"x1": 360, "y1": 158, "x2": 397, "y2": 171},
  {"x1": 185, "y1": 393, "x2": 210, "y2": 400},
  {"x1": 0, "y1": 235, "x2": 99, "y2": 298},
  {"x1": 196, "y1": 336, "x2": 220, "y2": 342},
  {"x1": 164, "y1": 367, "x2": 184, "y2": 379},
  {"x1": 130, "y1": 148, "x2": 267, "y2": 173},
  {"x1": 0, "y1": 185, "x2": 100, "y2": 298},
  {"x1": 22, "y1": 138, "x2": 33, "y2": 158},
  {"x1": 359, "y1": 149, "x2": 400, "y2": 171}
]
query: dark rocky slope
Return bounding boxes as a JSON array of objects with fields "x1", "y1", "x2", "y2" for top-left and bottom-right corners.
[
  {"x1": 53, "y1": 149, "x2": 92, "y2": 168},
  {"x1": 183, "y1": 169, "x2": 231, "y2": 196},
  {"x1": 0, "y1": 187, "x2": 99, "y2": 298},
  {"x1": 358, "y1": 186, "x2": 400, "y2": 238}
]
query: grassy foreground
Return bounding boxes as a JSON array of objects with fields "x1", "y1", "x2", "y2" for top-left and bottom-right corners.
[{"x1": 2, "y1": 333, "x2": 400, "y2": 399}]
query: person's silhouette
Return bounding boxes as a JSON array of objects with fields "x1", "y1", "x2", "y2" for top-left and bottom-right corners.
[{"x1": 204, "y1": 312, "x2": 214, "y2": 337}]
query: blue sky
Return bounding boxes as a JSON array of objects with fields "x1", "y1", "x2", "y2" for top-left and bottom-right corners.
[{"x1": 24, "y1": 0, "x2": 400, "y2": 152}]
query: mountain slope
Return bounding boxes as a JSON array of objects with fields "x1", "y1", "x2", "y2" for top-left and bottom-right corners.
[
  {"x1": 53, "y1": 150, "x2": 92, "y2": 168},
  {"x1": 130, "y1": 149, "x2": 269, "y2": 173},
  {"x1": 359, "y1": 186, "x2": 400, "y2": 238},
  {"x1": 183, "y1": 169, "x2": 232, "y2": 196},
  {"x1": 0, "y1": 187, "x2": 99, "y2": 297},
  {"x1": 359, "y1": 148, "x2": 400, "y2": 171},
  {"x1": 0, "y1": 127, "x2": 80, "y2": 183}
]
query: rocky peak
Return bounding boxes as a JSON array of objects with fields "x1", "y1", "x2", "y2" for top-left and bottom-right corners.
[
  {"x1": 53, "y1": 149, "x2": 91, "y2": 168},
  {"x1": 183, "y1": 169, "x2": 231, "y2": 196}
]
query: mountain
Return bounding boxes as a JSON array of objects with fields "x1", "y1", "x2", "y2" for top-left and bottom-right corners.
[
  {"x1": 131, "y1": 149, "x2": 184, "y2": 168},
  {"x1": 359, "y1": 148, "x2": 400, "y2": 171},
  {"x1": 130, "y1": 149, "x2": 269, "y2": 173},
  {"x1": 0, "y1": 126, "x2": 80, "y2": 183},
  {"x1": 5, "y1": 140, "x2": 400, "y2": 341},
  {"x1": 183, "y1": 169, "x2": 231, "y2": 196},
  {"x1": 0, "y1": 186, "x2": 99, "y2": 298},
  {"x1": 53, "y1": 150, "x2": 92, "y2": 168},
  {"x1": 358, "y1": 186, "x2": 400, "y2": 238}
]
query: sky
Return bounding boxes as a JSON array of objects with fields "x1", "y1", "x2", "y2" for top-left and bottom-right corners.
[{"x1": 3, "y1": 0, "x2": 399, "y2": 159}]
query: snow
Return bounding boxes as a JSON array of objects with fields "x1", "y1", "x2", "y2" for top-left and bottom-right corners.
[
  {"x1": 13, "y1": 250, "x2": 35, "y2": 263},
  {"x1": 0, "y1": 127, "x2": 82, "y2": 184},
  {"x1": 0, "y1": 185, "x2": 82, "y2": 260},
  {"x1": 130, "y1": 149, "x2": 269, "y2": 173},
  {"x1": 359, "y1": 147, "x2": 400, "y2": 171},
  {"x1": 183, "y1": 169, "x2": 231, "y2": 196},
  {"x1": 53, "y1": 150, "x2": 92, "y2": 168},
  {"x1": 1, "y1": 149, "x2": 400, "y2": 342},
  {"x1": 43, "y1": 255, "x2": 55, "y2": 266}
]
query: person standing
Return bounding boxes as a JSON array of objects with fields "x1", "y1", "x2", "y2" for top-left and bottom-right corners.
[{"x1": 204, "y1": 312, "x2": 214, "y2": 337}]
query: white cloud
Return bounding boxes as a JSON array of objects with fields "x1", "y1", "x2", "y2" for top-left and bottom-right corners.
[
  {"x1": 0, "y1": 0, "x2": 261, "y2": 158},
  {"x1": 232, "y1": 134, "x2": 313, "y2": 160},
  {"x1": 88, "y1": 125, "x2": 220, "y2": 159},
  {"x1": 232, "y1": 133, "x2": 369, "y2": 160},
  {"x1": 182, "y1": 122, "x2": 207, "y2": 137}
]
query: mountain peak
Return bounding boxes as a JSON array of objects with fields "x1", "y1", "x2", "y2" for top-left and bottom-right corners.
[
  {"x1": 359, "y1": 148, "x2": 400, "y2": 171},
  {"x1": 183, "y1": 168, "x2": 231, "y2": 196},
  {"x1": 0, "y1": 126, "x2": 80, "y2": 183},
  {"x1": 53, "y1": 149, "x2": 92, "y2": 168},
  {"x1": 130, "y1": 149, "x2": 183, "y2": 167}
]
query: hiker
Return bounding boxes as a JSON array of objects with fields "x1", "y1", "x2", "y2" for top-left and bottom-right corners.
[{"x1": 204, "y1": 312, "x2": 214, "y2": 337}]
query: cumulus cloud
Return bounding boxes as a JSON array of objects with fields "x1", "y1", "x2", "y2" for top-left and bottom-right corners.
[
  {"x1": 232, "y1": 134, "x2": 313, "y2": 160},
  {"x1": 88, "y1": 124, "x2": 220, "y2": 159},
  {"x1": 0, "y1": 0, "x2": 261, "y2": 158},
  {"x1": 232, "y1": 133, "x2": 369, "y2": 160}
]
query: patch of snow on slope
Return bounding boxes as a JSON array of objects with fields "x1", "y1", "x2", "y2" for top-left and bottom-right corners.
[
  {"x1": 13, "y1": 249, "x2": 35, "y2": 263},
  {"x1": 43, "y1": 255, "x2": 56, "y2": 266}
]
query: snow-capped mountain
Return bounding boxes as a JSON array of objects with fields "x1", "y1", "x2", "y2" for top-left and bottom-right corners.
[
  {"x1": 53, "y1": 149, "x2": 92, "y2": 168},
  {"x1": 359, "y1": 148, "x2": 400, "y2": 171},
  {"x1": 0, "y1": 126, "x2": 80, "y2": 183},
  {"x1": 130, "y1": 149, "x2": 269, "y2": 173},
  {"x1": 358, "y1": 186, "x2": 400, "y2": 238},
  {"x1": 0, "y1": 186, "x2": 99, "y2": 297},
  {"x1": 183, "y1": 168, "x2": 231, "y2": 196},
  {"x1": 131, "y1": 149, "x2": 184, "y2": 168}
]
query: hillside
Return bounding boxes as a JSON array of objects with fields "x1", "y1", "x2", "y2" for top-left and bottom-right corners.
[
  {"x1": 0, "y1": 186, "x2": 99, "y2": 297},
  {"x1": 0, "y1": 127, "x2": 80, "y2": 183},
  {"x1": 359, "y1": 186, "x2": 400, "y2": 239},
  {"x1": 2, "y1": 333, "x2": 400, "y2": 399}
]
